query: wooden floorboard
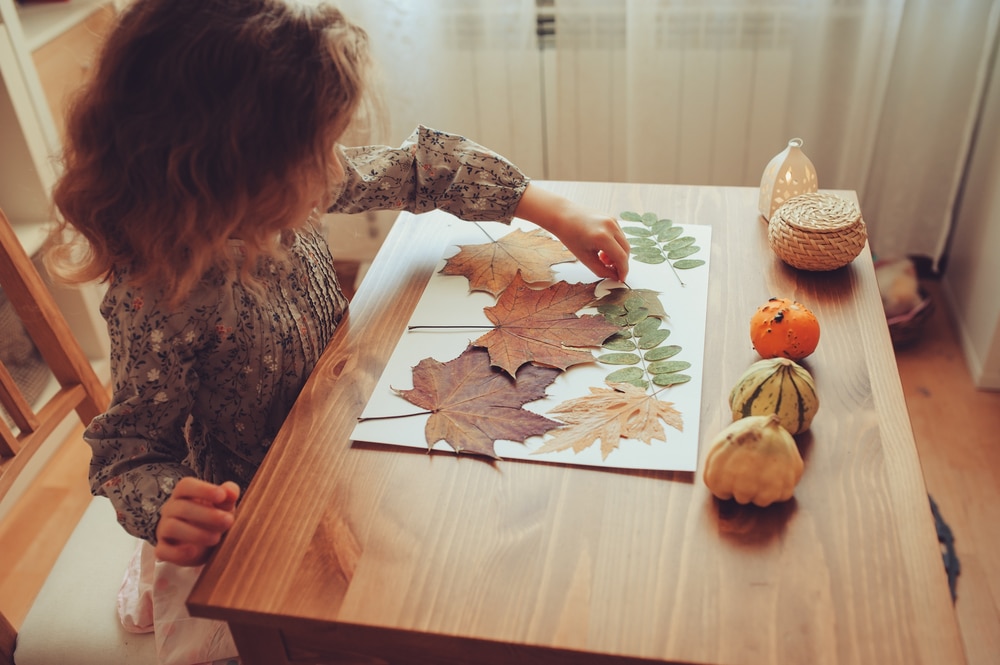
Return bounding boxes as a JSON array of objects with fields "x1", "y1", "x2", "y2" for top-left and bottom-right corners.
[{"x1": 0, "y1": 273, "x2": 996, "y2": 664}]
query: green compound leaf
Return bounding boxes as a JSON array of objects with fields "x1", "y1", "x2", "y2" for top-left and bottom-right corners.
[
  {"x1": 644, "y1": 344, "x2": 680, "y2": 361},
  {"x1": 641, "y1": 212, "x2": 658, "y2": 225},
  {"x1": 623, "y1": 226, "x2": 654, "y2": 238},
  {"x1": 653, "y1": 373, "x2": 691, "y2": 387},
  {"x1": 620, "y1": 211, "x2": 643, "y2": 222},
  {"x1": 673, "y1": 259, "x2": 706, "y2": 270},
  {"x1": 597, "y1": 352, "x2": 641, "y2": 365}
]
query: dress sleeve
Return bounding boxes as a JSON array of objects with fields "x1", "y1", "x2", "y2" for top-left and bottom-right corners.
[
  {"x1": 85, "y1": 280, "x2": 207, "y2": 544},
  {"x1": 329, "y1": 125, "x2": 530, "y2": 223}
]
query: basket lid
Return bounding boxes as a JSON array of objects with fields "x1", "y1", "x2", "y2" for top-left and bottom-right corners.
[{"x1": 774, "y1": 193, "x2": 862, "y2": 233}]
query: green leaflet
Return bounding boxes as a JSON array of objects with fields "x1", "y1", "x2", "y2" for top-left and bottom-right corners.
[
  {"x1": 598, "y1": 352, "x2": 641, "y2": 365},
  {"x1": 644, "y1": 344, "x2": 680, "y2": 361},
  {"x1": 653, "y1": 373, "x2": 691, "y2": 387}
]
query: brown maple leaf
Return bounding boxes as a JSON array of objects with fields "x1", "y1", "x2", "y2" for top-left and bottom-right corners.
[
  {"x1": 534, "y1": 382, "x2": 684, "y2": 460},
  {"x1": 394, "y1": 346, "x2": 563, "y2": 458},
  {"x1": 473, "y1": 273, "x2": 622, "y2": 376},
  {"x1": 439, "y1": 227, "x2": 576, "y2": 297}
]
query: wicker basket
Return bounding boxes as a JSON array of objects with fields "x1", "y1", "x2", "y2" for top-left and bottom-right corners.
[{"x1": 768, "y1": 193, "x2": 868, "y2": 271}]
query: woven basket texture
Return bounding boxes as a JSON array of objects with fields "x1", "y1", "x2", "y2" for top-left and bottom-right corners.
[{"x1": 768, "y1": 193, "x2": 868, "y2": 271}]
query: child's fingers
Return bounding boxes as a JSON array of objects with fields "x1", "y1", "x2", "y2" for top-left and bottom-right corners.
[{"x1": 171, "y1": 476, "x2": 228, "y2": 505}]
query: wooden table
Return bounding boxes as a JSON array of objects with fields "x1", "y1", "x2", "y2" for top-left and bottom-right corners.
[{"x1": 189, "y1": 182, "x2": 966, "y2": 665}]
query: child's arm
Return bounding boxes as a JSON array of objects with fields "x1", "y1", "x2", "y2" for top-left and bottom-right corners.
[
  {"x1": 155, "y1": 477, "x2": 240, "y2": 567},
  {"x1": 514, "y1": 183, "x2": 630, "y2": 283}
]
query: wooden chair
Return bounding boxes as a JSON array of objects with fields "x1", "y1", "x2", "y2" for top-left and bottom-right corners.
[{"x1": 0, "y1": 209, "x2": 155, "y2": 664}]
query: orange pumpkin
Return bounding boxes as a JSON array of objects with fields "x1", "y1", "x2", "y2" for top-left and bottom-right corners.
[{"x1": 750, "y1": 297, "x2": 820, "y2": 360}]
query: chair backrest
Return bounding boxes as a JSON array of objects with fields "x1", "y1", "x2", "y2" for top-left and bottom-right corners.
[{"x1": 0, "y1": 208, "x2": 109, "y2": 664}]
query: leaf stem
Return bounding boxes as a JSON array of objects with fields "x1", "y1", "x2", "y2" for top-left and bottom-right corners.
[
  {"x1": 358, "y1": 411, "x2": 432, "y2": 422},
  {"x1": 408, "y1": 325, "x2": 495, "y2": 330}
]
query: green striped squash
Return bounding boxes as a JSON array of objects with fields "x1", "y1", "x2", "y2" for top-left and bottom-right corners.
[{"x1": 729, "y1": 358, "x2": 819, "y2": 435}]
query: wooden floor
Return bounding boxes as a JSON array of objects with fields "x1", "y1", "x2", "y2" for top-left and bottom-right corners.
[{"x1": 1, "y1": 276, "x2": 998, "y2": 663}]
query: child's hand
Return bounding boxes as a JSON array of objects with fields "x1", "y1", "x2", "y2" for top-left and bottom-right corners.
[
  {"x1": 155, "y1": 477, "x2": 241, "y2": 567},
  {"x1": 514, "y1": 184, "x2": 630, "y2": 282}
]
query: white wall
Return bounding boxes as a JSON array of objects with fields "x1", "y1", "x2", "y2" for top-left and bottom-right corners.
[{"x1": 942, "y1": 40, "x2": 1000, "y2": 391}]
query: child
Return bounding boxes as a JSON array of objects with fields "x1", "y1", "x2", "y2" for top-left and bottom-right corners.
[{"x1": 46, "y1": 0, "x2": 629, "y2": 661}]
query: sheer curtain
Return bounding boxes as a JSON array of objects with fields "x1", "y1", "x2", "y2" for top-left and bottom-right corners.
[
  {"x1": 549, "y1": 0, "x2": 1000, "y2": 267},
  {"x1": 331, "y1": 0, "x2": 998, "y2": 269},
  {"x1": 335, "y1": 0, "x2": 543, "y2": 174}
]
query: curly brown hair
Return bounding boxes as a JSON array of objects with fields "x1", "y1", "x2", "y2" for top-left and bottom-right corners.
[{"x1": 46, "y1": 0, "x2": 373, "y2": 304}]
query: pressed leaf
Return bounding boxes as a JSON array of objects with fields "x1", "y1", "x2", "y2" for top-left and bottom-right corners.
[
  {"x1": 474, "y1": 273, "x2": 621, "y2": 376},
  {"x1": 624, "y1": 227, "x2": 654, "y2": 237},
  {"x1": 641, "y1": 212, "x2": 658, "y2": 225},
  {"x1": 637, "y1": 329, "x2": 671, "y2": 349},
  {"x1": 605, "y1": 367, "x2": 646, "y2": 384},
  {"x1": 644, "y1": 344, "x2": 680, "y2": 361},
  {"x1": 536, "y1": 383, "x2": 684, "y2": 459},
  {"x1": 666, "y1": 236, "x2": 697, "y2": 250},
  {"x1": 603, "y1": 334, "x2": 637, "y2": 352},
  {"x1": 592, "y1": 288, "x2": 668, "y2": 320},
  {"x1": 667, "y1": 246, "x2": 701, "y2": 260},
  {"x1": 634, "y1": 252, "x2": 667, "y2": 265},
  {"x1": 650, "y1": 219, "x2": 673, "y2": 236},
  {"x1": 648, "y1": 360, "x2": 691, "y2": 374},
  {"x1": 653, "y1": 373, "x2": 691, "y2": 387},
  {"x1": 620, "y1": 211, "x2": 643, "y2": 222},
  {"x1": 625, "y1": 307, "x2": 649, "y2": 325},
  {"x1": 439, "y1": 227, "x2": 575, "y2": 297},
  {"x1": 628, "y1": 237, "x2": 658, "y2": 248},
  {"x1": 633, "y1": 317, "x2": 661, "y2": 337},
  {"x1": 597, "y1": 352, "x2": 641, "y2": 365},
  {"x1": 657, "y1": 227, "x2": 685, "y2": 243},
  {"x1": 673, "y1": 259, "x2": 706, "y2": 270},
  {"x1": 394, "y1": 346, "x2": 562, "y2": 458}
]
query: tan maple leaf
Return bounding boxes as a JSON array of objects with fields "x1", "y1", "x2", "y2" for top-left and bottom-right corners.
[
  {"x1": 534, "y1": 382, "x2": 684, "y2": 460},
  {"x1": 473, "y1": 273, "x2": 622, "y2": 376},
  {"x1": 394, "y1": 346, "x2": 563, "y2": 458},
  {"x1": 439, "y1": 227, "x2": 576, "y2": 297}
]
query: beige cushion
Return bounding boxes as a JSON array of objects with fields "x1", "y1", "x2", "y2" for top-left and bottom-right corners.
[{"x1": 15, "y1": 497, "x2": 157, "y2": 665}]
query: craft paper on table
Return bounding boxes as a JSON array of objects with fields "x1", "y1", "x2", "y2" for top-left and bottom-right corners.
[{"x1": 351, "y1": 214, "x2": 713, "y2": 472}]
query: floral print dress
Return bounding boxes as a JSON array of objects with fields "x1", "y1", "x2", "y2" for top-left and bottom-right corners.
[{"x1": 87, "y1": 126, "x2": 529, "y2": 543}]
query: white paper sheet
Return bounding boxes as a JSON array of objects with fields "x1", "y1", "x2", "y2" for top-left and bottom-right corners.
[{"x1": 351, "y1": 217, "x2": 712, "y2": 471}]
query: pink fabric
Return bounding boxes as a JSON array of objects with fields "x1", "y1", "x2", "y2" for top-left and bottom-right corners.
[{"x1": 118, "y1": 542, "x2": 239, "y2": 665}]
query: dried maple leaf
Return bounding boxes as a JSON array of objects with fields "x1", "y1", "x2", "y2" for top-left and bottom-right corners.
[
  {"x1": 394, "y1": 346, "x2": 563, "y2": 458},
  {"x1": 439, "y1": 227, "x2": 576, "y2": 297},
  {"x1": 534, "y1": 382, "x2": 684, "y2": 460},
  {"x1": 473, "y1": 273, "x2": 622, "y2": 376}
]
